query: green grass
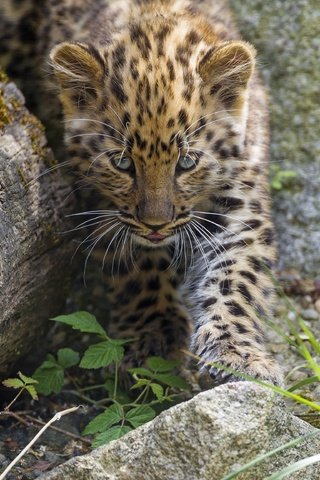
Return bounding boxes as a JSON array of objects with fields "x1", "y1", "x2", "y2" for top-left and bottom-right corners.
[{"x1": 222, "y1": 277, "x2": 320, "y2": 479}]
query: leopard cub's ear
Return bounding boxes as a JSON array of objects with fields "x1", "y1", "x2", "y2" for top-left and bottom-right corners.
[
  {"x1": 198, "y1": 41, "x2": 256, "y2": 109},
  {"x1": 50, "y1": 42, "x2": 106, "y2": 110}
]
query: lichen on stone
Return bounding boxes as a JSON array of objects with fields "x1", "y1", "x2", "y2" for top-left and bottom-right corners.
[
  {"x1": 229, "y1": 0, "x2": 320, "y2": 277},
  {"x1": 0, "y1": 70, "x2": 8, "y2": 84},
  {"x1": 21, "y1": 112, "x2": 47, "y2": 158},
  {"x1": 0, "y1": 87, "x2": 12, "y2": 128}
]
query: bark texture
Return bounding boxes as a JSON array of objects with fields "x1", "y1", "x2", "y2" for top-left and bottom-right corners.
[{"x1": 0, "y1": 76, "x2": 74, "y2": 374}]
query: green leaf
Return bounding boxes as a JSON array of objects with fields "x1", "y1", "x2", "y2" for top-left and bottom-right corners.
[
  {"x1": 152, "y1": 373, "x2": 189, "y2": 390},
  {"x1": 80, "y1": 341, "x2": 124, "y2": 369},
  {"x1": 271, "y1": 180, "x2": 282, "y2": 190},
  {"x1": 46, "y1": 354, "x2": 57, "y2": 363},
  {"x1": 2, "y1": 378, "x2": 24, "y2": 389},
  {"x1": 103, "y1": 379, "x2": 131, "y2": 404},
  {"x1": 128, "y1": 367, "x2": 189, "y2": 390},
  {"x1": 150, "y1": 383, "x2": 164, "y2": 401},
  {"x1": 126, "y1": 405, "x2": 156, "y2": 428},
  {"x1": 266, "y1": 454, "x2": 320, "y2": 480},
  {"x1": 52, "y1": 311, "x2": 107, "y2": 337},
  {"x1": 33, "y1": 362, "x2": 64, "y2": 395},
  {"x1": 57, "y1": 348, "x2": 80, "y2": 369},
  {"x1": 288, "y1": 375, "x2": 320, "y2": 392},
  {"x1": 131, "y1": 379, "x2": 150, "y2": 390},
  {"x1": 115, "y1": 390, "x2": 131, "y2": 404},
  {"x1": 108, "y1": 338, "x2": 134, "y2": 345},
  {"x1": 278, "y1": 170, "x2": 297, "y2": 179},
  {"x1": 25, "y1": 385, "x2": 38, "y2": 400},
  {"x1": 92, "y1": 426, "x2": 132, "y2": 448},
  {"x1": 128, "y1": 367, "x2": 153, "y2": 377},
  {"x1": 104, "y1": 379, "x2": 116, "y2": 393},
  {"x1": 147, "y1": 357, "x2": 180, "y2": 372},
  {"x1": 18, "y1": 372, "x2": 38, "y2": 385},
  {"x1": 83, "y1": 404, "x2": 123, "y2": 435}
]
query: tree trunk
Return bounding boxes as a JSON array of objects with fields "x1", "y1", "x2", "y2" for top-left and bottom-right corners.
[{"x1": 0, "y1": 75, "x2": 74, "y2": 374}]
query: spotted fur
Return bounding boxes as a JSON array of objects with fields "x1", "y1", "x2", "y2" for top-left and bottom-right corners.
[{"x1": 1, "y1": 0, "x2": 283, "y2": 386}]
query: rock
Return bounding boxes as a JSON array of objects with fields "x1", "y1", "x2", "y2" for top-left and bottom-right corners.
[
  {"x1": 0, "y1": 77, "x2": 74, "y2": 374},
  {"x1": 229, "y1": 0, "x2": 320, "y2": 278},
  {"x1": 41, "y1": 383, "x2": 320, "y2": 480},
  {"x1": 44, "y1": 452, "x2": 61, "y2": 464},
  {"x1": 301, "y1": 308, "x2": 319, "y2": 321}
]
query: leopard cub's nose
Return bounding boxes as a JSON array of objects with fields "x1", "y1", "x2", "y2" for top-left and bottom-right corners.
[{"x1": 143, "y1": 222, "x2": 168, "y2": 231}]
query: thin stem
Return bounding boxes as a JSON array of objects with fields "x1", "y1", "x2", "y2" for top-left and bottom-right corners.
[
  {"x1": 131, "y1": 383, "x2": 151, "y2": 406},
  {"x1": 80, "y1": 383, "x2": 108, "y2": 392},
  {"x1": 113, "y1": 362, "x2": 119, "y2": 400},
  {"x1": 0, "y1": 410, "x2": 30, "y2": 427},
  {"x1": 23, "y1": 415, "x2": 91, "y2": 445},
  {"x1": 63, "y1": 389, "x2": 100, "y2": 406},
  {"x1": 4, "y1": 388, "x2": 24, "y2": 411}
]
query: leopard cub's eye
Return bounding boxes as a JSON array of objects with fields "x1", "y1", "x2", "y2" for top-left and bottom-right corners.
[
  {"x1": 113, "y1": 156, "x2": 133, "y2": 171},
  {"x1": 177, "y1": 155, "x2": 196, "y2": 171}
]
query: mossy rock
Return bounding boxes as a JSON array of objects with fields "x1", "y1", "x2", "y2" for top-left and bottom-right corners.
[{"x1": 229, "y1": 0, "x2": 320, "y2": 277}]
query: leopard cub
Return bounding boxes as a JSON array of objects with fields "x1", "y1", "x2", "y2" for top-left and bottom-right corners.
[{"x1": 48, "y1": 0, "x2": 283, "y2": 386}]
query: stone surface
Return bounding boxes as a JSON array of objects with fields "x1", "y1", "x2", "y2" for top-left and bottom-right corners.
[
  {"x1": 229, "y1": 0, "x2": 320, "y2": 277},
  {"x1": 0, "y1": 78, "x2": 74, "y2": 374},
  {"x1": 41, "y1": 383, "x2": 320, "y2": 480}
]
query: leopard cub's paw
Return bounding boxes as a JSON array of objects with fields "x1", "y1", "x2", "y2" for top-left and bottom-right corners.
[{"x1": 197, "y1": 347, "x2": 283, "y2": 389}]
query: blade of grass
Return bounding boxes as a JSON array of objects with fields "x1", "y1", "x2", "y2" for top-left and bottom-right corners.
[
  {"x1": 266, "y1": 454, "x2": 320, "y2": 480},
  {"x1": 284, "y1": 363, "x2": 308, "y2": 383},
  {"x1": 298, "y1": 318, "x2": 320, "y2": 356},
  {"x1": 181, "y1": 350, "x2": 320, "y2": 411},
  {"x1": 288, "y1": 375, "x2": 320, "y2": 392},
  {"x1": 221, "y1": 431, "x2": 320, "y2": 480},
  {"x1": 262, "y1": 317, "x2": 297, "y2": 348},
  {"x1": 297, "y1": 343, "x2": 320, "y2": 380}
]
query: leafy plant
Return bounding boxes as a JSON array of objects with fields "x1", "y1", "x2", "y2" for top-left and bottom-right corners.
[
  {"x1": 2, "y1": 372, "x2": 38, "y2": 409},
  {"x1": 267, "y1": 277, "x2": 320, "y2": 398},
  {"x1": 81, "y1": 356, "x2": 189, "y2": 447},
  {"x1": 33, "y1": 348, "x2": 80, "y2": 394},
  {"x1": 270, "y1": 165, "x2": 298, "y2": 190},
  {"x1": 3, "y1": 283, "x2": 319, "y2": 470},
  {"x1": 2, "y1": 311, "x2": 189, "y2": 447}
]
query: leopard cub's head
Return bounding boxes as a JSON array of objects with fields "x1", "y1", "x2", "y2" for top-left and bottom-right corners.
[{"x1": 50, "y1": 17, "x2": 255, "y2": 247}]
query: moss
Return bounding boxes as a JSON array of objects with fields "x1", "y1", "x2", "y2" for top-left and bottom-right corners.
[
  {"x1": 0, "y1": 88, "x2": 12, "y2": 129},
  {"x1": 0, "y1": 71, "x2": 9, "y2": 84},
  {"x1": 21, "y1": 112, "x2": 47, "y2": 158},
  {"x1": 0, "y1": 72, "x2": 24, "y2": 128},
  {"x1": 229, "y1": 0, "x2": 320, "y2": 276},
  {"x1": 9, "y1": 97, "x2": 23, "y2": 113},
  {"x1": 16, "y1": 167, "x2": 28, "y2": 186},
  {"x1": 229, "y1": 0, "x2": 320, "y2": 168}
]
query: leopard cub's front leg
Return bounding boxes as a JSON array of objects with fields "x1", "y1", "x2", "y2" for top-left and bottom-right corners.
[
  {"x1": 187, "y1": 225, "x2": 283, "y2": 387},
  {"x1": 103, "y1": 249, "x2": 191, "y2": 369}
]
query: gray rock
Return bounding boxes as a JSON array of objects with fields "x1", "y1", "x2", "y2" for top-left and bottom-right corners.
[
  {"x1": 41, "y1": 383, "x2": 320, "y2": 480},
  {"x1": 44, "y1": 452, "x2": 61, "y2": 464},
  {"x1": 301, "y1": 308, "x2": 319, "y2": 321},
  {"x1": 229, "y1": 0, "x2": 320, "y2": 277}
]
